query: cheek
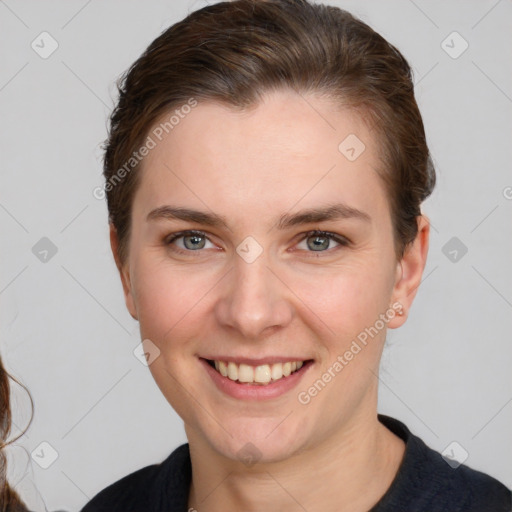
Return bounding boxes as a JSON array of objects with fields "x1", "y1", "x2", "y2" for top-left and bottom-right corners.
[
  {"x1": 293, "y1": 258, "x2": 394, "y2": 335},
  {"x1": 290, "y1": 258, "x2": 395, "y2": 403},
  {"x1": 132, "y1": 258, "x2": 216, "y2": 421},
  {"x1": 132, "y1": 256, "x2": 216, "y2": 347}
]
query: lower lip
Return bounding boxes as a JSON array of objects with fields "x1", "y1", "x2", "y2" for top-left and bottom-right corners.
[{"x1": 200, "y1": 358, "x2": 313, "y2": 401}]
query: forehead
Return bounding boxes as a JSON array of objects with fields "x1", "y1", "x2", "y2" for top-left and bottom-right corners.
[{"x1": 132, "y1": 89, "x2": 388, "y2": 227}]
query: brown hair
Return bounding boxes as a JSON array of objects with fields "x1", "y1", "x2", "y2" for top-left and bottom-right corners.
[
  {"x1": 0, "y1": 356, "x2": 32, "y2": 511},
  {"x1": 102, "y1": 0, "x2": 435, "y2": 265}
]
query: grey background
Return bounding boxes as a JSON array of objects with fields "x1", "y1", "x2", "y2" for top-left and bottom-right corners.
[{"x1": 1, "y1": 0, "x2": 511, "y2": 509}]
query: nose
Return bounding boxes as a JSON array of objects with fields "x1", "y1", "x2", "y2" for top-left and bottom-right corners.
[{"x1": 214, "y1": 248, "x2": 294, "y2": 341}]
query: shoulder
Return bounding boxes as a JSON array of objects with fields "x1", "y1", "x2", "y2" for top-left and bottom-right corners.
[
  {"x1": 423, "y1": 449, "x2": 512, "y2": 512},
  {"x1": 80, "y1": 464, "x2": 158, "y2": 512},
  {"x1": 374, "y1": 415, "x2": 512, "y2": 512},
  {"x1": 80, "y1": 443, "x2": 191, "y2": 512}
]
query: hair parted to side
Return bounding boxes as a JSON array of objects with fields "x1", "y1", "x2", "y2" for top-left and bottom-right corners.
[
  {"x1": 103, "y1": 0, "x2": 435, "y2": 265},
  {"x1": 0, "y1": 356, "x2": 32, "y2": 511}
]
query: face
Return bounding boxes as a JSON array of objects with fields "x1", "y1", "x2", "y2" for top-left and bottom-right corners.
[{"x1": 112, "y1": 89, "x2": 427, "y2": 465}]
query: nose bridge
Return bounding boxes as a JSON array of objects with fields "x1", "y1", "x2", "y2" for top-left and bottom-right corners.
[{"x1": 215, "y1": 245, "x2": 293, "y2": 339}]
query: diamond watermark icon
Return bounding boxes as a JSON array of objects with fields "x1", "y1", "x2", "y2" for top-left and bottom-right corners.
[
  {"x1": 442, "y1": 441, "x2": 469, "y2": 469},
  {"x1": 31, "y1": 31, "x2": 59, "y2": 59},
  {"x1": 133, "y1": 339, "x2": 161, "y2": 366},
  {"x1": 32, "y1": 237, "x2": 58, "y2": 263},
  {"x1": 31, "y1": 441, "x2": 59, "y2": 469},
  {"x1": 237, "y1": 442, "x2": 262, "y2": 467},
  {"x1": 441, "y1": 31, "x2": 469, "y2": 60},
  {"x1": 442, "y1": 236, "x2": 468, "y2": 263},
  {"x1": 236, "y1": 236, "x2": 263, "y2": 264},
  {"x1": 338, "y1": 134, "x2": 366, "y2": 162}
]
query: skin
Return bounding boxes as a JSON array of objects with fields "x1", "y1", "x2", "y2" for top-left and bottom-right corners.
[{"x1": 110, "y1": 89, "x2": 430, "y2": 511}]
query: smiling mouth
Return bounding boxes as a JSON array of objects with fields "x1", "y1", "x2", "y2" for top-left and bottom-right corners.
[{"x1": 204, "y1": 358, "x2": 313, "y2": 385}]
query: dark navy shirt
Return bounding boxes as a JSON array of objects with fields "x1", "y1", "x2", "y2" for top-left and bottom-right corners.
[{"x1": 81, "y1": 414, "x2": 512, "y2": 511}]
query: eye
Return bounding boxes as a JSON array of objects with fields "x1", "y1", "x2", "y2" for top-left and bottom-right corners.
[
  {"x1": 165, "y1": 230, "x2": 216, "y2": 254},
  {"x1": 164, "y1": 229, "x2": 350, "y2": 257},
  {"x1": 295, "y1": 230, "x2": 350, "y2": 254}
]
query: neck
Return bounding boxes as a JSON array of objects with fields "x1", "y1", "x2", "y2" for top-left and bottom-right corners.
[{"x1": 186, "y1": 407, "x2": 405, "y2": 512}]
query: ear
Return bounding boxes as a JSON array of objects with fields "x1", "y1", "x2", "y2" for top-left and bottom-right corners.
[
  {"x1": 109, "y1": 223, "x2": 138, "y2": 321},
  {"x1": 387, "y1": 215, "x2": 430, "y2": 329}
]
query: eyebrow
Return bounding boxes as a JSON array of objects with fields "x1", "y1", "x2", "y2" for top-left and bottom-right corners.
[{"x1": 146, "y1": 203, "x2": 371, "y2": 230}]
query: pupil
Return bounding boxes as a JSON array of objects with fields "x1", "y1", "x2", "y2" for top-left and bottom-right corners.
[
  {"x1": 309, "y1": 235, "x2": 328, "y2": 251},
  {"x1": 185, "y1": 234, "x2": 205, "y2": 250}
]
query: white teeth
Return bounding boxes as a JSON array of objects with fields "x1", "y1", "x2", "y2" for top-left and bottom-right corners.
[
  {"x1": 218, "y1": 360, "x2": 228, "y2": 377},
  {"x1": 254, "y1": 365, "x2": 271, "y2": 384},
  {"x1": 227, "y1": 361, "x2": 238, "y2": 381},
  {"x1": 210, "y1": 359, "x2": 306, "y2": 385},
  {"x1": 271, "y1": 363, "x2": 283, "y2": 380},
  {"x1": 238, "y1": 364, "x2": 254, "y2": 383}
]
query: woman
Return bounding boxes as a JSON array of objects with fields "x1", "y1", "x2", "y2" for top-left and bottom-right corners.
[
  {"x1": 82, "y1": 0, "x2": 512, "y2": 510},
  {"x1": 0, "y1": 356, "x2": 31, "y2": 511}
]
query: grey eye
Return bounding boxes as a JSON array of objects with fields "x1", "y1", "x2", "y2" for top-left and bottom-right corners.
[
  {"x1": 182, "y1": 233, "x2": 207, "y2": 250},
  {"x1": 306, "y1": 234, "x2": 331, "y2": 251},
  {"x1": 296, "y1": 232, "x2": 343, "y2": 252}
]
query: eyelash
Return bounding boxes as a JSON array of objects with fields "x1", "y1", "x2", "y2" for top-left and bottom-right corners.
[{"x1": 164, "y1": 229, "x2": 350, "y2": 257}]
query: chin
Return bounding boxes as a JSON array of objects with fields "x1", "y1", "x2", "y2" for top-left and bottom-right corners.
[{"x1": 202, "y1": 414, "x2": 312, "y2": 466}]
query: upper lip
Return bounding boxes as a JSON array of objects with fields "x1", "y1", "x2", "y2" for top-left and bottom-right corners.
[{"x1": 200, "y1": 356, "x2": 312, "y2": 366}]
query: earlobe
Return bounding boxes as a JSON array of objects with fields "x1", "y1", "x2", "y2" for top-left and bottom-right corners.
[
  {"x1": 109, "y1": 223, "x2": 139, "y2": 321},
  {"x1": 387, "y1": 215, "x2": 430, "y2": 329}
]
